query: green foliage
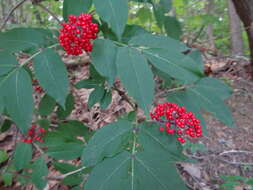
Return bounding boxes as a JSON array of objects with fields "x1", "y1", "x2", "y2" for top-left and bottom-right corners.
[
  {"x1": 88, "y1": 86, "x2": 105, "y2": 108},
  {"x1": 0, "y1": 1, "x2": 238, "y2": 189},
  {"x1": 34, "y1": 48, "x2": 69, "y2": 107},
  {"x1": 0, "y1": 52, "x2": 18, "y2": 76},
  {"x1": 31, "y1": 157, "x2": 48, "y2": 190},
  {"x1": 100, "y1": 90, "x2": 112, "y2": 109},
  {"x1": 0, "y1": 28, "x2": 55, "y2": 53},
  {"x1": 63, "y1": 0, "x2": 92, "y2": 21},
  {"x1": 220, "y1": 175, "x2": 253, "y2": 190},
  {"x1": 0, "y1": 149, "x2": 8, "y2": 163},
  {"x1": 91, "y1": 39, "x2": 118, "y2": 86},
  {"x1": 56, "y1": 94, "x2": 75, "y2": 119},
  {"x1": 0, "y1": 119, "x2": 13, "y2": 132},
  {"x1": 1, "y1": 173, "x2": 13, "y2": 186},
  {"x1": 168, "y1": 77, "x2": 236, "y2": 128},
  {"x1": 94, "y1": 0, "x2": 128, "y2": 39},
  {"x1": 0, "y1": 68, "x2": 34, "y2": 133},
  {"x1": 47, "y1": 142, "x2": 84, "y2": 160},
  {"x1": 116, "y1": 47, "x2": 155, "y2": 115},
  {"x1": 84, "y1": 122, "x2": 187, "y2": 190},
  {"x1": 38, "y1": 94, "x2": 56, "y2": 116},
  {"x1": 82, "y1": 120, "x2": 132, "y2": 167},
  {"x1": 13, "y1": 143, "x2": 32, "y2": 170}
]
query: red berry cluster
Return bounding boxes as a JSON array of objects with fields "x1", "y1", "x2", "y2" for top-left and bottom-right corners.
[
  {"x1": 59, "y1": 14, "x2": 99, "y2": 55},
  {"x1": 22, "y1": 125, "x2": 47, "y2": 143},
  {"x1": 150, "y1": 102, "x2": 203, "y2": 143}
]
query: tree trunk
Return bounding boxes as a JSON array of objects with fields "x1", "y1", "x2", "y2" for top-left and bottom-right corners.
[
  {"x1": 232, "y1": 0, "x2": 253, "y2": 76},
  {"x1": 228, "y1": 0, "x2": 244, "y2": 56},
  {"x1": 205, "y1": 0, "x2": 216, "y2": 50}
]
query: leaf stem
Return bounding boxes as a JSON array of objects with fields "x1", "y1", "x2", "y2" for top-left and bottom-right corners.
[
  {"x1": 155, "y1": 84, "x2": 194, "y2": 98},
  {"x1": 20, "y1": 43, "x2": 59, "y2": 67},
  {"x1": 131, "y1": 133, "x2": 136, "y2": 190},
  {"x1": 47, "y1": 166, "x2": 87, "y2": 180},
  {"x1": 36, "y1": 3, "x2": 62, "y2": 25}
]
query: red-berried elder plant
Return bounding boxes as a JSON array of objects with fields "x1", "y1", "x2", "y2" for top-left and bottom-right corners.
[{"x1": 0, "y1": 0, "x2": 236, "y2": 189}]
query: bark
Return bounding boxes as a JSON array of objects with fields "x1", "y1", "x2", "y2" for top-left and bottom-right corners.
[
  {"x1": 205, "y1": 0, "x2": 216, "y2": 50},
  {"x1": 232, "y1": 0, "x2": 253, "y2": 76},
  {"x1": 228, "y1": 0, "x2": 244, "y2": 56}
]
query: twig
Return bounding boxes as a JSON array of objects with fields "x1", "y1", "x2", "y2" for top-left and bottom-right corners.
[
  {"x1": 32, "y1": 142, "x2": 45, "y2": 155},
  {"x1": 112, "y1": 86, "x2": 137, "y2": 110},
  {"x1": 36, "y1": 3, "x2": 62, "y2": 25},
  {"x1": 218, "y1": 149, "x2": 253, "y2": 156},
  {"x1": 0, "y1": 0, "x2": 29, "y2": 31},
  {"x1": 217, "y1": 149, "x2": 253, "y2": 166},
  {"x1": 155, "y1": 85, "x2": 191, "y2": 98},
  {"x1": 218, "y1": 158, "x2": 253, "y2": 166},
  {"x1": 47, "y1": 166, "x2": 87, "y2": 181}
]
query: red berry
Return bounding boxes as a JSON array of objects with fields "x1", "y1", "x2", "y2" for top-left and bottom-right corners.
[
  {"x1": 150, "y1": 102, "x2": 203, "y2": 143},
  {"x1": 59, "y1": 13, "x2": 99, "y2": 55},
  {"x1": 159, "y1": 127, "x2": 165, "y2": 132}
]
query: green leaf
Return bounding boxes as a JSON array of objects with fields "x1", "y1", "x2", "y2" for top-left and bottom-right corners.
[
  {"x1": 53, "y1": 162, "x2": 79, "y2": 174},
  {"x1": 0, "y1": 119, "x2": 12, "y2": 132},
  {"x1": 82, "y1": 120, "x2": 132, "y2": 167},
  {"x1": 1, "y1": 173, "x2": 13, "y2": 186},
  {"x1": 31, "y1": 157, "x2": 48, "y2": 190},
  {"x1": 122, "y1": 25, "x2": 149, "y2": 43},
  {"x1": 94, "y1": 0, "x2": 128, "y2": 39},
  {"x1": 63, "y1": 0, "x2": 92, "y2": 21},
  {"x1": 56, "y1": 94, "x2": 75, "y2": 119},
  {"x1": 129, "y1": 33, "x2": 187, "y2": 52},
  {"x1": 116, "y1": 47, "x2": 154, "y2": 115},
  {"x1": 88, "y1": 86, "x2": 105, "y2": 108},
  {"x1": 133, "y1": 150, "x2": 186, "y2": 190},
  {"x1": 164, "y1": 16, "x2": 182, "y2": 40},
  {"x1": 37, "y1": 119, "x2": 50, "y2": 130},
  {"x1": 0, "y1": 28, "x2": 55, "y2": 52},
  {"x1": 100, "y1": 90, "x2": 112, "y2": 109},
  {"x1": 62, "y1": 120, "x2": 94, "y2": 141},
  {"x1": 193, "y1": 77, "x2": 232, "y2": 100},
  {"x1": 168, "y1": 77, "x2": 236, "y2": 128},
  {"x1": 13, "y1": 143, "x2": 32, "y2": 170},
  {"x1": 0, "y1": 52, "x2": 18, "y2": 76},
  {"x1": 38, "y1": 94, "x2": 56, "y2": 116},
  {"x1": 63, "y1": 175, "x2": 83, "y2": 186},
  {"x1": 0, "y1": 149, "x2": 8, "y2": 163},
  {"x1": 0, "y1": 68, "x2": 34, "y2": 133},
  {"x1": 139, "y1": 122, "x2": 187, "y2": 161},
  {"x1": 44, "y1": 121, "x2": 91, "y2": 145},
  {"x1": 0, "y1": 96, "x2": 3, "y2": 114},
  {"x1": 85, "y1": 151, "x2": 186, "y2": 190},
  {"x1": 91, "y1": 39, "x2": 118, "y2": 86},
  {"x1": 47, "y1": 142, "x2": 83, "y2": 160},
  {"x1": 85, "y1": 151, "x2": 131, "y2": 190},
  {"x1": 75, "y1": 79, "x2": 101, "y2": 89},
  {"x1": 143, "y1": 48, "x2": 201, "y2": 83},
  {"x1": 152, "y1": 0, "x2": 172, "y2": 28},
  {"x1": 34, "y1": 49, "x2": 69, "y2": 107},
  {"x1": 187, "y1": 49, "x2": 204, "y2": 73},
  {"x1": 136, "y1": 7, "x2": 153, "y2": 23}
]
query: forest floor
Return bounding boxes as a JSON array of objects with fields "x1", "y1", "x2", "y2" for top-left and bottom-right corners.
[{"x1": 1, "y1": 53, "x2": 253, "y2": 190}]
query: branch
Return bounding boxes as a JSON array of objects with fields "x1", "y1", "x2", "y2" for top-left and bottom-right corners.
[
  {"x1": 112, "y1": 85, "x2": 137, "y2": 110},
  {"x1": 0, "y1": 0, "x2": 29, "y2": 31},
  {"x1": 36, "y1": 3, "x2": 62, "y2": 25},
  {"x1": 218, "y1": 149, "x2": 253, "y2": 166},
  {"x1": 155, "y1": 85, "x2": 191, "y2": 99},
  {"x1": 47, "y1": 166, "x2": 87, "y2": 180}
]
